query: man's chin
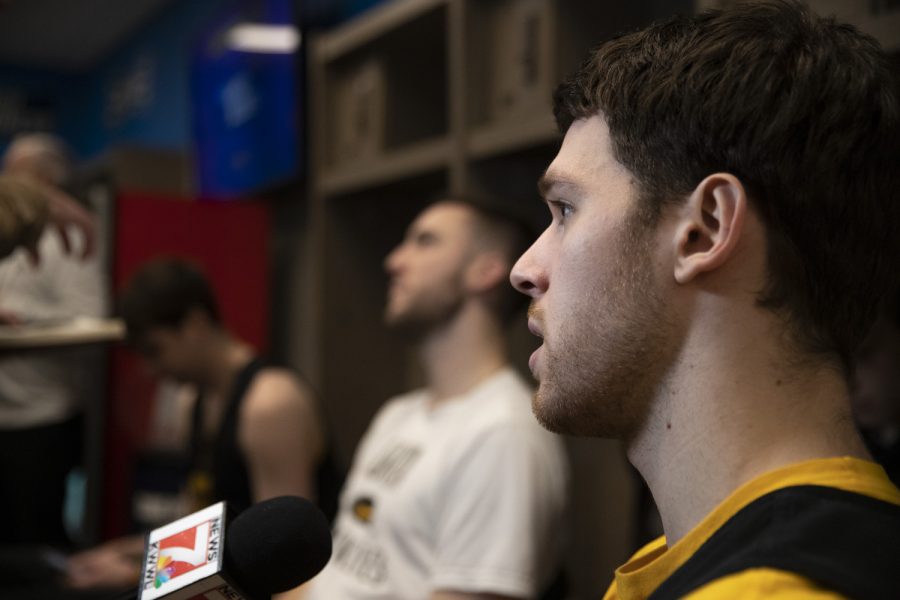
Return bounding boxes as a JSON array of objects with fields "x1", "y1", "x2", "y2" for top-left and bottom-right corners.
[
  {"x1": 531, "y1": 388, "x2": 621, "y2": 438},
  {"x1": 384, "y1": 313, "x2": 431, "y2": 340},
  {"x1": 531, "y1": 389, "x2": 569, "y2": 434}
]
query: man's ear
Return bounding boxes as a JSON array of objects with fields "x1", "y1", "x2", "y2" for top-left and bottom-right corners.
[
  {"x1": 672, "y1": 173, "x2": 747, "y2": 284},
  {"x1": 464, "y1": 251, "x2": 509, "y2": 294}
]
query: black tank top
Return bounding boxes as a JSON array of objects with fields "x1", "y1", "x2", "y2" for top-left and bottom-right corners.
[{"x1": 190, "y1": 359, "x2": 342, "y2": 521}]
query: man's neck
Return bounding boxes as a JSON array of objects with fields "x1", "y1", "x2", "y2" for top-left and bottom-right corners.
[
  {"x1": 199, "y1": 332, "x2": 255, "y2": 399},
  {"x1": 626, "y1": 303, "x2": 870, "y2": 546},
  {"x1": 418, "y1": 302, "x2": 508, "y2": 404}
]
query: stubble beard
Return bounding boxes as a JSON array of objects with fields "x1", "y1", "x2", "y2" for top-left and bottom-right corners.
[
  {"x1": 532, "y1": 213, "x2": 678, "y2": 439},
  {"x1": 384, "y1": 277, "x2": 465, "y2": 341}
]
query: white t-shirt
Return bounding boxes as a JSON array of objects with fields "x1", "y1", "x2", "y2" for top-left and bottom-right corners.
[
  {"x1": 308, "y1": 367, "x2": 568, "y2": 599},
  {"x1": 0, "y1": 229, "x2": 108, "y2": 428}
]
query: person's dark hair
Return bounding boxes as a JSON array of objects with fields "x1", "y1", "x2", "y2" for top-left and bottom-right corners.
[
  {"x1": 118, "y1": 258, "x2": 221, "y2": 344},
  {"x1": 434, "y1": 193, "x2": 536, "y2": 324},
  {"x1": 553, "y1": 0, "x2": 900, "y2": 370}
]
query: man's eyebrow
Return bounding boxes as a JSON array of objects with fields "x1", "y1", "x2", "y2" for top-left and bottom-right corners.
[{"x1": 537, "y1": 171, "x2": 584, "y2": 199}]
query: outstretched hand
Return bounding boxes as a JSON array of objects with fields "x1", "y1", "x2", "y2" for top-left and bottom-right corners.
[
  {"x1": 26, "y1": 182, "x2": 96, "y2": 266},
  {"x1": 65, "y1": 537, "x2": 143, "y2": 590},
  {"x1": 0, "y1": 307, "x2": 23, "y2": 326}
]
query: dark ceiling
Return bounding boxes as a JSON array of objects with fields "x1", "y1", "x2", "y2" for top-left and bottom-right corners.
[{"x1": 0, "y1": 0, "x2": 176, "y2": 71}]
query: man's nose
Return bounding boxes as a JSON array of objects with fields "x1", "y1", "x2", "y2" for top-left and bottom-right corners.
[
  {"x1": 510, "y1": 241, "x2": 548, "y2": 298},
  {"x1": 384, "y1": 245, "x2": 403, "y2": 274}
]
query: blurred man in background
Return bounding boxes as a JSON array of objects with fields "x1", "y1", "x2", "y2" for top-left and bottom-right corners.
[
  {"x1": 511, "y1": 1, "x2": 899, "y2": 597},
  {"x1": 0, "y1": 134, "x2": 107, "y2": 546},
  {"x1": 66, "y1": 258, "x2": 340, "y2": 595},
  {"x1": 306, "y1": 198, "x2": 568, "y2": 600}
]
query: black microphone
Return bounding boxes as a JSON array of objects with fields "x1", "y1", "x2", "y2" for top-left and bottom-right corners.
[
  {"x1": 131, "y1": 495, "x2": 331, "y2": 600},
  {"x1": 224, "y1": 495, "x2": 332, "y2": 598}
]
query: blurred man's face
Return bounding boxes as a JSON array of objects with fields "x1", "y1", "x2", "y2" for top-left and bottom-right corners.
[
  {"x1": 384, "y1": 202, "x2": 476, "y2": 335},
  {"x1": 136, "y1": 325, "x2": 202, "y2": 383},
  {"x1": 852, "y1": 315, "x2": 900, "y2": 429},
  {"x1": 510, "y1": 115, "x2": 677, "y2": 438}
]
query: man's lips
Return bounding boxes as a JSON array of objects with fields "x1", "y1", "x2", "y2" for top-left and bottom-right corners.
[{"x1": 527, "y1": 320, "x2": 544, "y2": 375}]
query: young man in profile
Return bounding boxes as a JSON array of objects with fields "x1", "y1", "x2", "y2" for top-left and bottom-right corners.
[
  {"x1": 307, "y1": 198, "x2": 568, "y2": 600},
  {"x1": 510, "y1": 1, "x2": 900, "y2": 597}
]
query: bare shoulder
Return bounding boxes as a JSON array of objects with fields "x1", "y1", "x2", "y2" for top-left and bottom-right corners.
[
  {"x1": 242, "y1": 367, "x2": 318, "y2": 418},
  {"x1": 238, "y1": 367, "x2": 325, "y2": 459},
  {"x1": 237, "y1": 366, "x2": 325, "y2": 499}
]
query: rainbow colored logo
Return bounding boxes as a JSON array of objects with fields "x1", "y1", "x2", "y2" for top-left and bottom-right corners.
[{"x1": 155, "y1": 555, "x2": 175, "y2": 588}]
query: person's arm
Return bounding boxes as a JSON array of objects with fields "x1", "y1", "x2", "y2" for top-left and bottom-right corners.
[
  {"x1": 40, "y1": 180, "x2": 96, "y2": 262},
  {"x1": 0, "y1": 307, "x2": 23, "y2": 325},
  {"x1": 0, "y1": 174, "x2": 48, "y2": 259},
  {"x1": 0, "y1": 174, "x2": 95, "y2": 263},
  {"x1": 66, "y1": 533, "x2": 146, "y2": 590},
  {"x1": 240, "y1": 370, "x2": 326, "y2": 600},
  {"x1": 239, "y1": 368, "x2": 325, "y2": 503}
]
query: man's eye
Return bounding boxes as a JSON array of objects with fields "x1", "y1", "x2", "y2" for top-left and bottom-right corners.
[
  {"x1": 550, "y1": 201, "x2": 573, "y2": 221},
  {"x1": 415, "y1": 232, "x2": 437, "y2": 246}
]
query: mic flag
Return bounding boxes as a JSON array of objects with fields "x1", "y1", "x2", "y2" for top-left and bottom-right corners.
[
  {"x1": 139, "y1": 502, "x2": 231, "y2": 600},
  {"x1": 137, "y1": 496, "x2": 332, "y2": 600}
]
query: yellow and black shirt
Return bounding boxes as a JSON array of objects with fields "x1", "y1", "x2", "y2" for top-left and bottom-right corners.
[{"x1": 605, "y1": 457, "x2": 900, "y2": 599}]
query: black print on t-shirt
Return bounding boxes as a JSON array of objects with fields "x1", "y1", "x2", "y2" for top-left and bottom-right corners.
[
  {"x1": 364, "y1": 443, "x2": 422, "y2": 486},
  {"x1": 332, "y1": 527, "x2": 387, "y2": 584}
]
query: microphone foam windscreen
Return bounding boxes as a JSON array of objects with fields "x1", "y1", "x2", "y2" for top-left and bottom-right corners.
[{"x1": 224, "y1": 495, "x2": 333, "y2": 597}]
